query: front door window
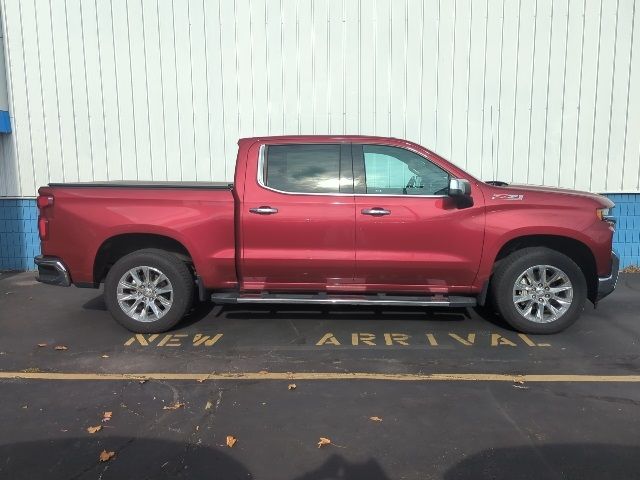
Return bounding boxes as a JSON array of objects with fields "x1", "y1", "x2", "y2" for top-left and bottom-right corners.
[{"x1": 361, "y1": 144, "x2": 450, "y2": 196}]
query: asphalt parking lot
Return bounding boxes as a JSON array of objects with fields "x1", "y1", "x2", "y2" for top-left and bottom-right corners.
[{"x1": 1, "y1": 272, "x2": 639, "y2": 479}]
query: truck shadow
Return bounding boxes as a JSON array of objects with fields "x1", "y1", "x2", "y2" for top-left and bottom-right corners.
[
  {"x1": 81, "y1": 294, "x2": 217, "y2": 328},
  {"x1": 82, "y1": 294, "x2": 107, "y2": 311},
  {"x1": 82, "y1": 293, "x2": 519, "y2": 330},
  {"x1": 218, "y1": 303, "x2": 471, "y2": 324}
]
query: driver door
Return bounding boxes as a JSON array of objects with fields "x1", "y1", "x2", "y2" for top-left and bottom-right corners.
[{"x1": 353, "y1": 143, "x2": 485, "y2": 292}]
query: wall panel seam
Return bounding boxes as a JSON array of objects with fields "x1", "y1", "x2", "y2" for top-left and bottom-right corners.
[{"x1": 604, "y1": 0, "x2": 621, "y2": 187}]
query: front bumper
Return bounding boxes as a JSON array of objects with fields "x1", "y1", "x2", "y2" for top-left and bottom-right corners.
[
  {"x1": 34, "y1": 256, "x2": 71, "y2": 287},
  {"x1": 595, "y1": 251, "x2": 620, "y2": 302}
]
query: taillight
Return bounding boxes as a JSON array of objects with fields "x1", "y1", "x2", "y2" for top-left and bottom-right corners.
[
  {"x1": 37, "y1": 195, "x2": 53, "y2": 240},
  {"x1": 38, "y1": 216, "x2": 49, "y2": 240},
  {"x1": 37, "y1": 195, "x2": 54, "y2": 209}
]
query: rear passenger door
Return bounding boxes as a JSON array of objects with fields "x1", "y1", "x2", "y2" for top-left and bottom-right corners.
[{"x1": 240, "y1": 143, "x2": 356, "y2": 291}]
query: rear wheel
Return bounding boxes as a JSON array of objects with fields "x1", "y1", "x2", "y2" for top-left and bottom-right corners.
[
  {"x1": 104, "y1": 249, "x2": 193, "y2": 333},
  {"x1": 490, "y1": 247, "x2": 587, "y2": 334}
]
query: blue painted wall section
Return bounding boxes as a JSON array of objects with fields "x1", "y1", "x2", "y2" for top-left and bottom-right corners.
[
  {"x1": 0, "y1": 110, "x2": 11, "y2": 133},
  {"x1": 0, "y1": 195, "x2": 639, "y2": 272},
  {"x1": 0, "y1": 199, "x2": 39, "y2": 271},
  {"x1": 605, "y1": 194, "x2": 640, "y2": 269}
]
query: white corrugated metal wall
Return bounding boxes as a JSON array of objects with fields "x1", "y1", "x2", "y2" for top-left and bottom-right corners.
[{"x1": 0, "y1": 0, "x2": 638, "y2": 198}]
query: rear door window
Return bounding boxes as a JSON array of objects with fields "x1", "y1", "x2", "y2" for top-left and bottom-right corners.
[{"x1": 263, "y1": 144, "x2": 350, "y2": 194}]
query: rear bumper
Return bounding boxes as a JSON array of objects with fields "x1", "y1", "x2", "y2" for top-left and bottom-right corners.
[
  {"x1": 34, "y1": 255, "x2": 71, "y2": 287},
  {"x1": 595, "y1": 251, "x2": 620, "y2": 302}
]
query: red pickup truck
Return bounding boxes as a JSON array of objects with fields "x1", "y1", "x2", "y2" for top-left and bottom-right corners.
[{"x1": 35, "y1": 135, "x2": 619, "y2": 334}]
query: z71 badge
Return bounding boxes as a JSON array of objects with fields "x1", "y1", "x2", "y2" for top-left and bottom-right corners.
[{"x1": 492, "y1": 193, "x2": 524, "y2": 201}]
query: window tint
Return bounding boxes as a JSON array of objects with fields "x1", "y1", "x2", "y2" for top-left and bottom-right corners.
[
  {"x1": 362, "y1": 145, "x2": 450, "y2": 195},
  {"x1": 264, "y1": 144, "x2": 343, "y2": 193}
]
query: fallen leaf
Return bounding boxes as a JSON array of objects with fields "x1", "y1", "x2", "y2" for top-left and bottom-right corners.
[
  {"x1": 369, "y1": 416, "x2": 383, "y2": 422},
  {"x1": 163, "y1": 402, "x2": 185, "y2": 410},
  {"x1": 205, "y1": 401, "x2": 213, "y2": 410},
  {"x1": 54, "y1": 345, "x2": 68, "y2": 351},
  {"x1": 196, "y1": 377, "x2": 206, "y2": 383},
  {"x1": 139, "y1": 379, "x2": 148, "y2": 384},
  {"x1": 87, "y1": 425, "x2": 102, "y2": 434},
  {"x1": 317, "y1": 437, "x2": 331, "y2": 448},
  {"x1": 226, "y1": 435, "x2": 237, "y2": 448},
  {"x1": 37, "y1": 343, "x2": 47, "y2": 348},
  {"x1": 288, "y1": 384, "x2": 297, "y2": 390},
  {"x1": 102, "y1": 412, "x2": 112, "y2": 422},
  {"x1": 99, "y1": 450, "x2": 115, "y2": 462}
]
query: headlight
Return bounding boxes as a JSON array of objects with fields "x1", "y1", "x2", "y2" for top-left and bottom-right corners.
[
  {"x1": 596, "y1": 208, "x2": 610, "y2": 220},
  {"x1": 597, "y1": 208, "x2": 616, "y2": 227}
]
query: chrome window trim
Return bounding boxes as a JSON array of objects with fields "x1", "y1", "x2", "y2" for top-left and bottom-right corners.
[{"x1": 256, "y1": 143, "x2": 450, "y2": 198}]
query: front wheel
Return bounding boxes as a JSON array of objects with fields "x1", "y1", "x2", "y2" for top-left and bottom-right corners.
[
  {"x1": 104, "y1": 249, "x2": 194, "y2": 333},
  {"x1": 490, "y1": 247, "x2": 587, "y2": 334}
]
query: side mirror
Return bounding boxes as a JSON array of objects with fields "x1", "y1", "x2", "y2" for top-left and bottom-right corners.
[{"x1": 449, "y1": 178, "x2": 471, "y2": 197}]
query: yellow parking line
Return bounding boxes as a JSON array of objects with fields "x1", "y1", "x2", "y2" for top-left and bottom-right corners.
[{"x1": 1, "y1": 371, "x2": 640, "y2": 382}]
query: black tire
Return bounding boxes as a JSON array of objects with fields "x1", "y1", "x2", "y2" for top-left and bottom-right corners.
[
  {"x1": 490, "y1": 247, "x2": 587, "y2": 334},
  {"x1": 104, "y1": 249, "x2": 194, "y2": 333}
]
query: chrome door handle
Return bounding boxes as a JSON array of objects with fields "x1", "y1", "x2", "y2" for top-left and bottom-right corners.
[
  {"x1": 361, "y1": 207, "x2": 391, "y2": 216},
  {"x1": 249, "y1": 206, "x2": 279, "y2": 215}
]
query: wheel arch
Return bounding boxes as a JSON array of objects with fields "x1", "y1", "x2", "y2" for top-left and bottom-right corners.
[
  {"x1": 93, "y1": 233, "x2": 194, "y2": 285},
  {"x1": 492, "y1": 234, "x2": 598, "y2": 302}
]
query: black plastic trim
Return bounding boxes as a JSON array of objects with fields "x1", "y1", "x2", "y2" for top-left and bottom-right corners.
[
  {"x1": 339, "y1": 143, "x2": 354, "y2": 194},
  {"x1": 195, "y1": 275, "x2": 208, "y2": 303},
  {"x1": 595, "y1": 251, "x2": 620, "y2": 303},
  {"x1": 477, "y1": 280, "x2": 490, "y2": 306},
  {"x1": 351, "y1": 144, "x2": 367, "y2": 194}
]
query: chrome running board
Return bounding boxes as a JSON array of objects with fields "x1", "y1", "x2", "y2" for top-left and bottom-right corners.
[{"x1": 211, "y1": 292, "x2": 476, "y2": 308}]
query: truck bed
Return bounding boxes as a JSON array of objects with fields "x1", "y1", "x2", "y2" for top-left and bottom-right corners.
[{"x1": 39, "y1": 181, "x2": 237, "y2": 290}]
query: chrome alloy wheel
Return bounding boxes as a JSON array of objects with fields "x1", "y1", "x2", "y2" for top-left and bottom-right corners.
[
  {"x1": 512, "y1": 265, "x2": 573, "y2": 324},
  {"x1": 116, "y1": 266, "x2": 173, "y2": 322}
]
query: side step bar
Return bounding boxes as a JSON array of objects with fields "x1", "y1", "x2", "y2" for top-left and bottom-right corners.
[{"x1": 211, "y1": 292, "x2": 476, "y2": 308}]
